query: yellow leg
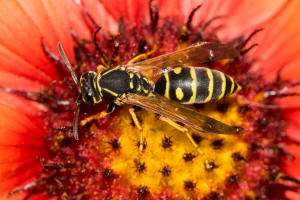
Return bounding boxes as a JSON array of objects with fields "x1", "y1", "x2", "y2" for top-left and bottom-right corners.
[
  {"x1": 100, "y1": 57, "x2": 111, "y2": 69},
  {"x1": 80, "y1": 111, "x2": 109, "y2": 126},
  {"x1": 159, "y1": 116, "x2": 203, "y2": 155},
  {"x1": 129, "y1": 108, "x2": 144, "y2": 151},
  {"x1": 127, "y1": 45, "x2": 158, "y2": 64}
]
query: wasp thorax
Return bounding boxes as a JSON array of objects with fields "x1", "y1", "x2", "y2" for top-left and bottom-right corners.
[{"x1": 80, "y1": 71, "x2": 102, "y2": 104}]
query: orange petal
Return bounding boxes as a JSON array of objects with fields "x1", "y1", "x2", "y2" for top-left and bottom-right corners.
[
  {"x1": 0, "y1": 104, "x2": 48, "y2": 198},
  {"x1": 0, "y1": 91, "x2": 46, "y2": 116},
  {"x1": 155, "y1": 0, "x2": 184, "y2": 22},
  {"x1": 97, "y1": 0, "x2": 200, "y2": 24},
  {"x1": 284, "y1": 145, "x2": 300, "y2": 200},
  {"x1": 96, "y1": 0, "x2": 287, "y2": 37},
  {"x1": 285, "y1": 123, "x2": 300, "y2": 143},
  {"x1": 279, "y1": 56, "x2": 300, "y2": 82},
  {"x1": 0, "y1": 69, "x2": 44, "y2": 92},
  {"x1": 83, "y1": 0, "x2": 118, "y2": 33},
  {"x1": 210, "y1": 0, "x2": 288, "y2": 39},
  {"x1": 0, "y1": 44, "x2": 52, "y2": 84},
  {"x1": 285, "y1": 190, "x2": 300, "y2": 200},
  {"x1": 283, "y1": 109, "x2": 300, "y2": 142},
  {"x1": 97, "y1": 0, "x2": 156, "y2": 23},
  {"x1": 2, "y1": 192, "x2": 49, "y2": 200},
  {"x1": 0, "y1": 0, "x2": 90, "y2": 89},
  {"x1": 285, "y1": 144, "x2": 300, "y2": 180},
  {"x1": 250, "y1": 1, "x2": 300, "y2": 80},
  {"x1": 272, "y1": 56, "x2": 300, "y2": 108}
]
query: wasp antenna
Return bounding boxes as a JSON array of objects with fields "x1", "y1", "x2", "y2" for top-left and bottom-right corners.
[
  {"x1": 73, "y1": 94, "x2": 82, "y2": 140},
  {"x1": 57, "y1": 42, "x2": 80, "y2": 86}
]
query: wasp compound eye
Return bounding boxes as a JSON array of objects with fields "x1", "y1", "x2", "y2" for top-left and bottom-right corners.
[{"x1": 80, "y1": 72, "x2": 102, "y2": 104}]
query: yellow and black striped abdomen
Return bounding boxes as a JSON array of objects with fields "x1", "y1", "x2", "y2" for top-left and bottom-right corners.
[{"x1": 154, "y1": 67, "x2": 240, "y2": 104}]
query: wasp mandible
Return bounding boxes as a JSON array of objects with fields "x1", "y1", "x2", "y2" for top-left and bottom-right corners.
[{"x1": 58, "y1": 42, "x2": 242, "y2": 143}]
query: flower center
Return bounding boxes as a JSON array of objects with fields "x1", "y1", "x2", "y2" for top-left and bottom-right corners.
[{"x1": 103, "y1": 99, "x2": 247, "y2": 198}]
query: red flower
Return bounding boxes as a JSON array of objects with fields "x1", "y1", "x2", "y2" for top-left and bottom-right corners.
[{"x1": 0, "y1": 0, "x2": 300, "y2": 199}]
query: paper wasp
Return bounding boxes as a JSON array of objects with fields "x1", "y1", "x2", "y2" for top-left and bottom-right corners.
[{"x1": 58, "y1": 42, "x2": 242, "y2": 141}]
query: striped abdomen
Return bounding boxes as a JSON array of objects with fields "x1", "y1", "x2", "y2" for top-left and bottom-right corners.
[{"x1": 154, "y1": 67, "x2": 240, "y2": 104}]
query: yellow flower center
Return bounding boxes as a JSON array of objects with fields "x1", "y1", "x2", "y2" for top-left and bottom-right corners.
[{"x1": 100, "y1": 97, "x2": 247, "y2": 198}]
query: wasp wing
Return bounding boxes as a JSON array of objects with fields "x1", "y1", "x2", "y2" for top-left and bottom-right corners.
[
  {"x1": 125, "y1": 42, "x2": 239, "y2": 80},
  {"x1": 123, "y1": 94, "x2": 241, "y2": 134}
]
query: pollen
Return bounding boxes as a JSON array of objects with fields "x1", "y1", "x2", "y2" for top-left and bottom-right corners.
[{"x1": 103, "y1": 100, "x2": 247, "y2": 198}]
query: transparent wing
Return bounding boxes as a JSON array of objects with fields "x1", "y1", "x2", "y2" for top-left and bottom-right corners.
[
  {"x1": 122, "y1": 94, "x2": 242, "y2": 134},
  {"x1": 125, "y1": 42, "x2": 239, "y2": 80}
]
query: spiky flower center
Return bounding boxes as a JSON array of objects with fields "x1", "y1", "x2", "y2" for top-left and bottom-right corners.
[
  {"x1": 106, "y1": 103, "x2": 247, "y2": 199},
  {"x1": 8, "y1": 3, "x2": 299, "y2": 200}
]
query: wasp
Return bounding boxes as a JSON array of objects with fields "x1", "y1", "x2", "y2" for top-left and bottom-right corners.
[{"x1": 58, "y1": 42, "x2": 242, "y2": 142}]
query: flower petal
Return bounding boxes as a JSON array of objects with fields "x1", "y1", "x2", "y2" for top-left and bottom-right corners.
[
  {"x1": 0, "y1": 44, "x2": 52, "y2": 85},
  {"x1": 0, "y1": 0, "x2": 90, "y2": 90},
  {"x1": 0, "y1": 69, "x2": 43, "y2": 91},
  {"x1": 96, "y1": 0, "x2": 286, "y2": 36},
  {"x1": 0, "y1": 104, "x2": 48, "y2": 198},
  {"x1": 97, "y1": 0, "x2": 147, "y2": 24},
  {"x1": 83, "y1": 0, "x2": 118, "y2": 33},
  {"x1": 283, "y1": 108, "x2": 300, "y2": 143},
  {"x1": 211, "y1": 0, "x2": 287, "y2": 39},
  {"x1": 250, "y1": 1, "x2": 300, "y2": 80},
  {"x1": 97, "y1": 0, "x2": 200, "y2": 24},
  {"x1": 265, "y1": 56, "x2": 300, "y2": 108},
  {"x1": 285, "y1": 144, "x2": 300, "y2": 180},
  {"x1": 286, "y1": 190, "x2": 300, "y2": 200},
  {"x1": 285, "y1": 123, "x2": 300, "y2": 143},
  {"x1": 284, "y1": 144, "x2": 300, "y2": 199},
  {"x1": 0, "y1": 91, "x2": 46, "y2": 116}
]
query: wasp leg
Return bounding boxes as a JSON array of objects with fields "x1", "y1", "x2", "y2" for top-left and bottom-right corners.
[
  {"x1": 159, "y1": 116, "x2": 203, "y2": 154},
  {"x1": 127, "y1": 44, "x2": 158, "y2": 64},
  {"x1": 80, "y1": 103, "x2": 116, "y2": 126},
  {"x1": 80, "y1": 110, "x2": 108, "y2": 126},
  {"x1": 129, "y1": 108, "x2": 142, "y2": 130},
  {"x1": 128, "y1": 108, "x2": 145, "y2": 151}
]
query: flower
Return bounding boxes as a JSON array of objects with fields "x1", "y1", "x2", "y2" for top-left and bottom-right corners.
[{"x1": 0, "y1": 0, "x2": 300, "y2": 199}]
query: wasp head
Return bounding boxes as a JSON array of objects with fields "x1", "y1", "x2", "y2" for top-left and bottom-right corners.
[{"x1": 80, "y1": 71, "x2": 102, "y2": 105}]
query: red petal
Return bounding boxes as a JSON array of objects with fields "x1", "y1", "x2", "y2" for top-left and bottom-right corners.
[
  {"x1": 83, "y1": 0, "x2": 118, "y2": 33},
  {"x1": 279, "y1": 57, "x2": 300, "y2": 82},
  {"x1": 97, "y1": 0, "x2": 154, "y2": 23},
  {"x1": 0, "y1": 69, "x2": 45, "y2": 92},
  {"x1": 285, "y1": 123, "x2": 300, "y2": 143},
  {"x1": 272, "y1": 57, "x2": 300, "y2": 108},
  {"x1": 211, "y1": 0, "x2": 288, "y2": 39},
  {"x1": 0, "y1": 44, "x2": 51, "y2": 85},
  {"x1": 0, "y1": 104, "x2": 48, "y2": 198},
  {"x1": 284, "y1": 144, "x2": 300, "y2": 199},
  {"x1": 0, "y1": 0, "x2": 90, "y2": 90},
  {"x1": 155, "y1": 0, "x2": 184, "y2": 22},
  {"x1": 285, "y1": 144, "x2": 300, "y2": 180},
  {"x1": 2, "y1": 193, "x2": 49, "y2": 200},
  {"x1": 96, "y1": 0, "x2": 198, "y2": 24},
  {"x1": 97, "y1": 0, "x2": 147, "y2": 24},
  {"x1": 250, "y1": 1, "x2": 300, "y2": 80},
  {"x1": 285, "y1": 190, "x2": 300, "y2": 200},
  {"x1": 282, "y1": 108, "x2": 300, "y2": 142},
  {"x1": 97, "y1": 0, "x2": 287, "y2": 37},
  {"x1": 0, "y1": 91, "x2": 46, "y2": 116}
]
